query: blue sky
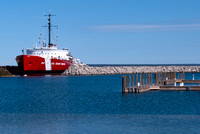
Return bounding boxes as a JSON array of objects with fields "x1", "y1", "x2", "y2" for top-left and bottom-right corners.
[{"x1": 1, "y1": 0, "x2": 200, "y2": 65}]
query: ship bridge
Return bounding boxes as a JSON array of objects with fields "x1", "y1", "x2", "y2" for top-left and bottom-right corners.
[{"x1": 26, "y1": 46, "x2": 72, "y2": 60}]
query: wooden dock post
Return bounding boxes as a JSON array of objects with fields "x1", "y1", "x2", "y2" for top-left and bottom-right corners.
[
  {"x1": 148, "y1": 73, "x2": 150, "y2": 87},
  {"x1": 132, "y1": 74, "x2": 134, "y2": 88},
  {"x1": 122, "y1": 72, "x2": 200, "y2": 93},
  {"x1": 122, "y1": 76, "x2": 127, "y2": 93},
  {"x1": 129, "y1": 75, "x2": 131, "y2": 91},
  {"x1": 174, "y1": 77, "x2": 176, "y2": 86},
  {"x1": 145, "y1": 73, "x2": 147, "y2": 88},
  {"x1": 157, "y1": 73, "x2": 159, "y2": 85},
  {"x1": 143, "y1": 73, "x2": 145, "y2": 89},
  {"x1": 160, "y1": 73, "x2": 161, "y2": 84},
  {"x1": 157, "y1": 73, "x2": 159, "y2": 84},
  {"x1": 125, "y1": 76, "x2": 128, "y2": 92}
]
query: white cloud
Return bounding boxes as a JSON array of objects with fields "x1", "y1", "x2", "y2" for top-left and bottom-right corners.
[{"x1": 89, "y1": 23, "x2": 200, "y2": 32}]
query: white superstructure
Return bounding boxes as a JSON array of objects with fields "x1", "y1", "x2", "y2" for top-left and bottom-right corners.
[{"x1": 26, "y1": 44, "x2": 73, "y2": 61}]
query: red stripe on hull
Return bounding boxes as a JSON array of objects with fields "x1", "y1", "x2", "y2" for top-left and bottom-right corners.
[
  {"x1": 24, "y1": 55, "x2": 45, "y2": 71},
  {"x1": 16, "y1": 55, "x2": 71, "y2": 72}
]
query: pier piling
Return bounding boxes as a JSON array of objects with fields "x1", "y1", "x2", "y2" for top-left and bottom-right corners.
[{"x1": 122, "y1": 72, "x2": 200, "y2": 93}]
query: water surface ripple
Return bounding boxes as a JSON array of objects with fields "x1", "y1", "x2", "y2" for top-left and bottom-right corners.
[{"x1": 0, "y1": 75, "x2": 200, "y2": 133}]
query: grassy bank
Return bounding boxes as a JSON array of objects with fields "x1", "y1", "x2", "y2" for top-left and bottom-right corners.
[{"x1": 0, "y1": 67, "x2": 13, "y2": 77}]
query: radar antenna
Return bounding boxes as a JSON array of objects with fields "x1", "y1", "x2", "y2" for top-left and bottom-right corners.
[{"x1": 43, "y1": 13, "x2": 58, "y2": 47}]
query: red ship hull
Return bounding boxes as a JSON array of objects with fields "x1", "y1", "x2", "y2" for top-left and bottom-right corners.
[{"x1": 16, "y1": 55, "x2": 71, "y2": 75}]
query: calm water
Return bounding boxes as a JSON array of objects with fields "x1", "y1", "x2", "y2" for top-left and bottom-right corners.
[{"x1": 0, "y1": 74, "x2": 200, "y2": 134}]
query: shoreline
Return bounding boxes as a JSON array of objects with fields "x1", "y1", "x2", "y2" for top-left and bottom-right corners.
[
  {"x1": 1, "y1": 65, "x2": 200, "y2": 77},
  {"x1": 0, "y1": 67, "x2": 14, "y2": 77}
]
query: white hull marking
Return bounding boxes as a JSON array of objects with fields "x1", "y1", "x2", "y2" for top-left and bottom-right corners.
[{"x1": 45, "y1": 58, "x2": 51, "y2": 71}]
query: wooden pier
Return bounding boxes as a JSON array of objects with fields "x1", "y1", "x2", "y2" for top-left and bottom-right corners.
[{"x1": 122, "y1": 72, "x2": 200, "y2": 93}]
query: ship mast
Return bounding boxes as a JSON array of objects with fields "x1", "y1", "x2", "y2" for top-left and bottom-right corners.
[{"x1": 44, "y1": 13, "x2": 57, "y2": 47}]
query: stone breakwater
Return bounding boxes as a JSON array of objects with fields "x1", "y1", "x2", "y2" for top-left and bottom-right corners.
[{"x1": 63, "y1": 64, "x2": 200, "y2": 75}]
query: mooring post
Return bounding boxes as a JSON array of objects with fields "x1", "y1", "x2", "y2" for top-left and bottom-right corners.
[
  {"x1": 129, "y1": 75, "x2": 132, "y2": 92},
  {"x1": 143, "y1": 73, "x2": 145, "y2": 89},
  {"x1": 174, "y1": 77, "x2": 176, "y2": 86},
  {"x1": 149, "y1": 73, "x2": 151, "y2": 85},
  {"x1": 157, "y1": 73, "x2": 159, "y2": 84},
  {"x1": 125, "y1": 76, "x2": 128, "y2": 93},
  {"x1": 157, "y1": 73, "x2": 159, "y2": 85},
  {"x1": 147, "y1": 73, "x2": 149, "y2": 87},
  {"x1": 145, "y1": 73, "x2": 147, "y2": 88},
  {"x1": 132, "y1": 74, "x2": 134, "y2": 88}
]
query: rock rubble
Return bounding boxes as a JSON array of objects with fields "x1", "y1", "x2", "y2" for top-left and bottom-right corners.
[{"x1": 63, "y1": 64, "x2": 200, "y2": 76}]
